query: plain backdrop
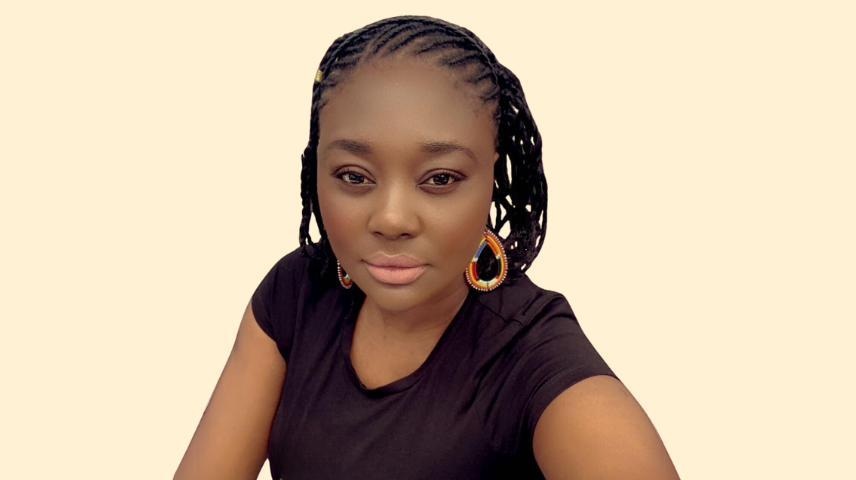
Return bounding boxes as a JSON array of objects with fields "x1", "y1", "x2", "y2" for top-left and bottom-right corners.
[{"x1": 1, "y1": 1, "x2": 853, "y2": 479}]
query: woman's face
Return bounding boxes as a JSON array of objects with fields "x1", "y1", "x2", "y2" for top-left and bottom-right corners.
[{"x1": 316, "y1": 58, "x2": 499, "y2": 312}]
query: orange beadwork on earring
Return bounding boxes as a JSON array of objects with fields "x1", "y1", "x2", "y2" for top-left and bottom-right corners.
[
  {"x1": 337, "y1": 259, "x2": 353, "y2": 289},
  {"x1": 465, "y1": 229, "x2": 508, "y2": 292}
]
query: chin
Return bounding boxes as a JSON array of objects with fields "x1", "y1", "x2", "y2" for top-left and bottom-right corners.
[
  {"x1": 371, "y1": 288, "x2": 428, "y2": 312},
  {"x1": 361, "y1": 274, "x2": 436, "y2": 310}
]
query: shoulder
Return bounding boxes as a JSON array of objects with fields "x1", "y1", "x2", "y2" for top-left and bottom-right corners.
[
  {"x1": 255, "y1": 245, "x2": 318, "y2": 297},
  {"x1": 532, "y1": 375, "x2": 680, "y2": 479},
  {"x1": 472, "y1": 273, "x2": 568, "y2": 328},
  {"x1": 466, "y1": 274, "x2": 570, "y2": 372},
  {"x1": 471, "y1": 275, "x2": 618, "y2": 454},
  {"x1": 472, "y1": 273, "x2": 588, "y2": 356},
  {"x1": 269, "y1": 244, "x2": 313, "y2": 276},
  {"x1": 250, "y1": 245, "x2": 317, "y2": 349}
]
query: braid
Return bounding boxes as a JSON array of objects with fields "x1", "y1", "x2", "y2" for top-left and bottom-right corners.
[{"x1": 298, "y1": 15, "x2": 547, "y2": 287}]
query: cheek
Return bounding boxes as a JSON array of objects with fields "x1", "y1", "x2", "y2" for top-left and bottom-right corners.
[
  {"x1": 317, "y1": 179, "x2": 363, "y2": 251},
  {"x1": 425, "y1": 183, "x2": 494, "y2": 270}
]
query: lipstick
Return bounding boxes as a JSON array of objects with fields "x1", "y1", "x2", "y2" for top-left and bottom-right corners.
[{"x1": 363, "y1": 253, "x2": 427, "y2": 285}]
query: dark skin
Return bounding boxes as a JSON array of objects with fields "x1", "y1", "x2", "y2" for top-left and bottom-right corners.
[
  {"x1": 314, "y1": 56, "x2": 680, "y2": 480},
  {"x1": 316, "y1": 57, "x2": 499, "y2": 387},
  {"x1": 175, "y1": 46, "x2": 677, "y2": 480}
]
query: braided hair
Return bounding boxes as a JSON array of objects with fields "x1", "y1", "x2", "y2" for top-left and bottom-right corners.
[{"x1": 298, "y1": 15, "x2": 546, "y2": 287}]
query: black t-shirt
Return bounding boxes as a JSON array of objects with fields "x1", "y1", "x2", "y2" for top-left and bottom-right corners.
[{"x1": 251, "y1": 246, "x2": 619, "y2": 479}]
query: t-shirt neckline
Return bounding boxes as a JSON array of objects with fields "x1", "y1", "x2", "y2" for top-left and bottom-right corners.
[{"x1": 340, "y1": 287, "x2": 475, "y2": 397}]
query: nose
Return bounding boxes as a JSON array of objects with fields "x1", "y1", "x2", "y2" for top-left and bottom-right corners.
[{"x1": 366, "y1": 181, "x2": 422, "y2": 240}]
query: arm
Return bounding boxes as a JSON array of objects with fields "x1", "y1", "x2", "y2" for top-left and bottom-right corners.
[
  {"x1": 173, "y1": 300, "x2": 287, "y2": 480},
  {"x1": 533, "y1": 375, "x2": 680, "y2": 480}
]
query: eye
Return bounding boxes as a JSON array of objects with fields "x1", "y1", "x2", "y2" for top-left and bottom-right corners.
[
  {"x1": 336, "y1": 168, "x2": 372, "y2": 186},
  {"x1": 424, "y1": 170, "x2": 464, "y2": 187}
]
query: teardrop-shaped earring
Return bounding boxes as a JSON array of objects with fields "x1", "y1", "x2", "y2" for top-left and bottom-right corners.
[
  {"x1": 464, "y1": 229, "x2": 508, "y2": 292},
  {"x1": 337, "y1": 259, "x2": 353, "y2": 289}
]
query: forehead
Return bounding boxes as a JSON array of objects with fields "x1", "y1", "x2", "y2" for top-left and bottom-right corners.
[{"x1": 318, "y1": 59, "x2": 495, "y2": 157}]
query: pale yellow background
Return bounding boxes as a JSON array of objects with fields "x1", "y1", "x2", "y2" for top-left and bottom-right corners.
[{"x1": 1, "y1": 1, "x2": 853, "y2": 479}]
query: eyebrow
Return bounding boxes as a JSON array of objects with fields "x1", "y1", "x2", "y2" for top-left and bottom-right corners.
[{"x1": 326, "y1": 138, "x2": 477, "y2": 162}]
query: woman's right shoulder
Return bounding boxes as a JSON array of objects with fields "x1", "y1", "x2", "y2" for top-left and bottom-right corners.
[
  {"x1": 271, "y1": 244, "x2": 312, "y2": 273},
  {"x1": 259, "y1": 245, "x2": 319, "y2": 292},
  {"x1": 251, "y1": 246, "x2": 315, "y2": 341}
]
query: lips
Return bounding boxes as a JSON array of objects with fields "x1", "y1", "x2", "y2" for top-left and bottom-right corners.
[
  {"x1": 363, "y1": 253, "x2": 427, "y2": 285},
  {"x1": 364, "y1": 263, "x2": 426, "y2": 285},
  {"x1": 365, "y1": 253, "x2": 425, "y2": 268}
]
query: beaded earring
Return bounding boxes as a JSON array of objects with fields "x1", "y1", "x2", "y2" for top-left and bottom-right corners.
[
  {"x1": 464, "y1": 229, "x2": 508, "y2": 292},
  {"x1": 337, "y1": 259, "x2": 353, "y2": 289}
]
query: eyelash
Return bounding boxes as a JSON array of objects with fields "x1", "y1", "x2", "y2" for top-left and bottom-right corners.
[{"x1": 335, "y1": 168, "x2": 464, "y2": 189}]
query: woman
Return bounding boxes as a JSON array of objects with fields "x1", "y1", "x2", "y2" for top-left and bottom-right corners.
[{"x1": 175, "y1": 15, "x2": 679, "y2": 480}]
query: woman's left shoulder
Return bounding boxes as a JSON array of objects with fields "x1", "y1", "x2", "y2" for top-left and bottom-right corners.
[
  {"x1": 471, "y1": 276, "x2": 622, "y2": 455},
  {"x1": 532, "y1": 374, "x2": 680, "y2": 479}
]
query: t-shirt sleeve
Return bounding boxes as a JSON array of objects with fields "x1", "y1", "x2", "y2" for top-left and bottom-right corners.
[
  {"x1": 480, "y1": 294, "x2": 620, "y2": 454},
  {"x1": 522, "y1": 305, "x2": 620, "y2": 442},
  {"x1": 250, "y1": 246, "x2": 307, "y2": 361}
]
